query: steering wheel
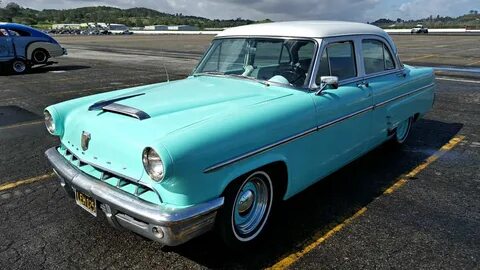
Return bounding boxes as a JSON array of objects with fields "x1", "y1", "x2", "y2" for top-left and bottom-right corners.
[{"x1": 279, "y1": 63, "x2": 307, "y2": 86}]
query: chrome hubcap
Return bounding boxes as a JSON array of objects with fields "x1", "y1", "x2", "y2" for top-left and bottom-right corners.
[
  {"x1": 13, "y1": 61, "x2": 26, "y2": 73},
  {"x1": 238, "y1": 190, "x2": 254, "y2": 214},
  {"x1": 232, "y1": 172, "x2": 272, "y2": 241}
]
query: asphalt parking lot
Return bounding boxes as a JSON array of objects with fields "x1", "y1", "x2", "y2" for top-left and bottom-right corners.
[{"x1": 0, "y1": 34, "x2": 479, "y2": 269}]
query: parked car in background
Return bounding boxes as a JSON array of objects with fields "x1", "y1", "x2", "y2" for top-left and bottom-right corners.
[
  {"x1": 44, "y1": 21, "x2": 435, "y2": 247},
  {"x1": 0, "y1": 23, "x2": 67, "y2": 74},
  {"x1": 411, "y1": 24, "x2": 429, "y2": 34}
]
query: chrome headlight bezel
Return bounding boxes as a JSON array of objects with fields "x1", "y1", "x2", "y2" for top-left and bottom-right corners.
[
  {"x1": 142, "y1": 147, "x2": 165, "y2": 182},
  {"x1": 44, "y1": 110, "x2": 56, "y2": 134}
]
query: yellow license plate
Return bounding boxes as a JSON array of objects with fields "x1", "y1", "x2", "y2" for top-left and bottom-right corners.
[{"x1": 74, "y1": 189, "x2": 97, "y2": 217}]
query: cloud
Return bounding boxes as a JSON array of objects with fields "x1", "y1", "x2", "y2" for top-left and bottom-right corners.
[{"x1": 5, "y1": 0, "x2": 478, "y2": 21}]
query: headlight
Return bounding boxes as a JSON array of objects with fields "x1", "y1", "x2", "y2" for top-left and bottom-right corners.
[
  {"x1": 44, "y1": 110, "x2": 55, "y2": 134},
  {"x1": 142, "y1": 147, "x2": 165, "y2": 182}
]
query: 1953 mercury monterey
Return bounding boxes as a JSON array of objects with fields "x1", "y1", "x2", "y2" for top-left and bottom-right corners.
[{"x1": 44, "y1": 21, "x2": 435, "y2": 247}]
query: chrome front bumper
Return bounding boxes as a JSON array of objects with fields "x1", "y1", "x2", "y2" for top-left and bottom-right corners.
[{"x1": 45, "y1": 147, "x2": 224, "y2": 246}]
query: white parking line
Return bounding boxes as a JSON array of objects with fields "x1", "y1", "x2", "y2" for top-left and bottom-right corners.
[{"x1": 436, "y1": 77, "x2": 480, "y2": 84}]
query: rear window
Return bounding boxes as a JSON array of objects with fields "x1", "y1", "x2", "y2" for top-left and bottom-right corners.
[{"x1": 362, "y1": 39, "x2": 396, "y2": 74}]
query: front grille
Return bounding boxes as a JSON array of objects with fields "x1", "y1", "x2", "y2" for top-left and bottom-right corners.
[{"x1": 58, "y1": 146, "x2": 162, "y2": 205}]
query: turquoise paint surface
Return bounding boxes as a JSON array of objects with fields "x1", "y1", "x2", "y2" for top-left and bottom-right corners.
[{"x1": 46, "y1": 65, "x2": 434, "y2": 207}]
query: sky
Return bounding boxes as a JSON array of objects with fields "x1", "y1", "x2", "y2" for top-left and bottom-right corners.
[{"x1": 4, "y1": 0, "x2": 479, "y2": 22}]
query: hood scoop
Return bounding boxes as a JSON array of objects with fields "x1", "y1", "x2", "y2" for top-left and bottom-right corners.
[
  {"x1": 101, "y1": 103, "x2": 150, "y2": 120},
  {"x1": 88, "y1": 93, "x2": 150, "y2": 120}
]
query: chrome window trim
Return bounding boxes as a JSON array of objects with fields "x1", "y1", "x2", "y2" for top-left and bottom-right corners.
[
  {"x1": 310, "y1": 34, "x2": 403, "y2": 89},
  {"x1": 203, "y1": 82, "x2": 435, "y2": 173},
  {"x1": 359, "y1": 36, "x2": 401, "y2": 77},
  {"x1": 310, "y1": 35, "x2": 363, "y2": 89},
  {"x1": 192, "y1": 36, "x2": 320, "y2": 90}
]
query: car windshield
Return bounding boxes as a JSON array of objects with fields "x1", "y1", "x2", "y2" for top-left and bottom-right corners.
[{"x1": 194, "y1": 38, "x2": 316, "y2": 87}]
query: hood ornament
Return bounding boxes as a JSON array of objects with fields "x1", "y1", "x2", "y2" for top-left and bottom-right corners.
[{"x1": 81, "y1": 131, "x2": 91, "y2": 151}]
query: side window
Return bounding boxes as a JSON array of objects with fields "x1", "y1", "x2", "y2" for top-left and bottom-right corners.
[
  {"x1": 316, "y1": 41, "x2": 356, "y2": 83},
  {"x1": 0, "y1": 29, "x2": 8, "y2": 37},
  {"x1": 8, "y1": 29, "x2": 31, "y2": 37},
  {"x1": 362, "y1": 39, "x2": 396, "y2": 74}
]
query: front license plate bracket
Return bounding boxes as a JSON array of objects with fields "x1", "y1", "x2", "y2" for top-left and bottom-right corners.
[{"x1": 74, "y1": 189, "x2": 97, "y2": 217}]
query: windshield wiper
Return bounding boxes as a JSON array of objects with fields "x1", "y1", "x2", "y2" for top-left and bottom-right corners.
[
  {"x1": 227, "y1": 74, "x2": 271, "y2": 86},
  {"x1": 193, "y1": 71, "x2": 225, "y2": 77},
  {"x1": 193, "y1": 72, "x2": 270, "y2": 86}
]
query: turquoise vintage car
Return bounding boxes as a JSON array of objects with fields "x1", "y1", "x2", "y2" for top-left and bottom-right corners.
[{"x1": 45, "y1": 21, "x2": 435, "y2": 247}]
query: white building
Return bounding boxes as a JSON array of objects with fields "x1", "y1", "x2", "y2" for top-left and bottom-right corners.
[
  {"x1": 167, "y1": 25, "x2": 199, "y2": 31},
  {"x1": 144, "y1": 25, "x2": 168, "y2": 31}
]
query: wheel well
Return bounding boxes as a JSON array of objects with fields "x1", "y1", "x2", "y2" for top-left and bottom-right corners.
[
  {"x1": 223, "y1": 161, "x2": 288, "y2": 201},
  {"x1": 32, "y1": 48, "x2": 50, "y2": 59},
  {"x1": 413, "y1": 113, "x2": 420, "y2": 122}
]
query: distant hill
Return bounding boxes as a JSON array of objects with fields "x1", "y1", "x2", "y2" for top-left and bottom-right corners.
[
  {"x1": 0, "y1": 3, "x2": 267, "y2": 29},
  {"x1": 372, "y1": 11, "x2": 480, "y2": 29}
]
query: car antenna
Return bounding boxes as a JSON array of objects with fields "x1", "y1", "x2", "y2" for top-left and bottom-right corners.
[{"x1": 162, "y1": 62, "x2": 170, "y2": 82}]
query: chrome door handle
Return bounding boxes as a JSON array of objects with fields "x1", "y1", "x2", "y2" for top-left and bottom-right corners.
[{"x1": 357, "y1": 81, "x2": 369, "y2": 87}]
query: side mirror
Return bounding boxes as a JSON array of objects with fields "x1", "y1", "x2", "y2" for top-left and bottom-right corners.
[{"x1": 315, "y1": 76, "x2": 339, "y2": 95}]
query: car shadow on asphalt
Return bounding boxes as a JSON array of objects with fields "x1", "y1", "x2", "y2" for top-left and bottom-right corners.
[
  {"x1": 0, "y1": 65, "x2": 91, "y2": 76},
  {"x1": 162, "y1": 119, "x2": 463, "y2": 269}
]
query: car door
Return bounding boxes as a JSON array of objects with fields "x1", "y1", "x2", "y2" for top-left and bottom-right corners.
[
  {"x1": 359, "y1": 37, "x2": 408, "y2": 145},
  {"x1": 309, "y1": 38, "x2": 373, "y2": 180},
  {"x1": 0, "y1": 28, "x2": 14, "y2": 61}
]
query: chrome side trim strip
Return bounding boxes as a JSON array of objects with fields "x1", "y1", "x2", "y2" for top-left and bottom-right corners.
[
  {"x1": 203, "y1": 83, "x2": 434, "y2": 173},
  {"x1": 203, "y1": 127, "x2": 318, "y2": 173},
  {"x1": 317, "y1": 105, "x2": 374, "y2": 130},
  {"x1": 374, "y1": 82, "x2": 435, "y2": 108}
]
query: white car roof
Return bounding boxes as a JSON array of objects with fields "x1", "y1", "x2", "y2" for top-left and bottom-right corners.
[
  {"x1": 218, "y1": 21, "x2": 388, "y2": 39},
  {"x1": 217, "y1": 20, "x2": 397, "y2": 53}
]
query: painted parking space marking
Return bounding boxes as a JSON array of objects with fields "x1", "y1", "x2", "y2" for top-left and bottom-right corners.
[
  {"x1": 403, "y1": 54, "x2": 436, "y2": 62},
  {"x1": 0, "y1": 120, "x2": 44, "y2": 131},
  {"x1": 0, "y1": 172, "x2": 55, "y2": 192},
  {"x1": 268, "y1": 135, "x2": 465, "y2": 270},
  {"x1": 436, "y1": 77, "x2": 480, "y2": 84}
]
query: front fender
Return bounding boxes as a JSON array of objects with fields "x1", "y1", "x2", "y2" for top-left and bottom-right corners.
[{"x1": 220, "y1": 152, "x2": 288, "y2": 197}]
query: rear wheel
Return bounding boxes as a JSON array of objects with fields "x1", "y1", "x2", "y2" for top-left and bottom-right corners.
[
  {"x1": 32, "y1": 49, "x2": 49, "y2": 64},
  {"x1": 217, "y1": 171, "x2": 274, "y2": 248},
  {"x1": 392, "y1": 117, "x2": 413, "y2": 145},
  {"x1": 12, "y1": 59, "x2": 28, "y2": 74}
]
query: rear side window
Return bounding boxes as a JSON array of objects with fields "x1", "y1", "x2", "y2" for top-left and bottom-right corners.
[
  {"x1": 362, "y1": 39, "x2": 395, "y2": 74},
  {"x1": 317, "y1": 41, "x2": 356, "y2": 83},
  {"x1": 8, "y1": 29, "x2": 31, "y2": 37}
]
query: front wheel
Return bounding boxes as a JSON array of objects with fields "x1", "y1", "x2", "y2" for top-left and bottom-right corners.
[
  {"x1": 217, "y1": 171, "x2": 274, "y2": 248},
  {"x1": 12, "y1": 59, "x2": 28, "y2": 74}
]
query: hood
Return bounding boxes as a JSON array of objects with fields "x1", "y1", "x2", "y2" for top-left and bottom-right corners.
[{"x1": 59, "y1": 76, "x2": 294, "y2": 180}]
